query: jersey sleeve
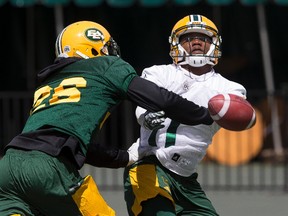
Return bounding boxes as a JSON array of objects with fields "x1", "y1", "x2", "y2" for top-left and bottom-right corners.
[
  {"x1": 216, "y1": 74, "x2": 247, "y2": 98},
  {"x1": 103, "y1": 57, "x2": 138, "y2": 99},
  {"x1": 227, "y1": 82, "x2": 247, "y2": 99},
  {"x1": 127, "y1": 76, "x2": 213, "y2": 125},
  {"x1": 141, "y1": 65, "x2": 166, "y2": 87}
]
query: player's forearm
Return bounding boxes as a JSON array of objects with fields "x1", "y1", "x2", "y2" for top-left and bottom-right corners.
[
  {"x1": 127, "y1": 76, "x2": 213, "y2": 125},
  {"x1": 85, "y1": 143, "x2": 129, "y2": 168}
]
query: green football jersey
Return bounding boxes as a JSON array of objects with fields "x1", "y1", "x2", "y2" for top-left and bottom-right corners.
[{"x1": 23, "y1": 56, "x2": 137, "y2": 155}]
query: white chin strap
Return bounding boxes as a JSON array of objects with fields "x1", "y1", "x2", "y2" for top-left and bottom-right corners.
[
  {"x1": 75, "y1": 51, "x2": 89, "y2": 59},
  {"x1": 177, "y1": 44, "x2": 216, "y2": 67}
]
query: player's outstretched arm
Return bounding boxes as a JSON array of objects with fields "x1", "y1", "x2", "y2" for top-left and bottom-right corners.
[
  {"x1": 127, "y1": 77, "x2": 213, "y2": 126},
  {"x1": 85, "y1": 139, "x2": 154, "y2": 168},
  {"x1": 85, "y1": 141, "x2": 129, "y2": 168}
]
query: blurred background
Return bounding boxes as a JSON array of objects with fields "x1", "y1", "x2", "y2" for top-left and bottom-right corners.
[{"x1": 0, "y1": 0, "x2": 288, "y2": 215}]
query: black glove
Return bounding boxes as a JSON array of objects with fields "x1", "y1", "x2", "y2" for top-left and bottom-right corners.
[{"x1": 143, "y1": 111, "x2": 165, "y2": 130}]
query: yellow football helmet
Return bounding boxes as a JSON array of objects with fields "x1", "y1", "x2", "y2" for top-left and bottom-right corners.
[
  {"x1": 169, "y1": 15, "x2": 222, "y2": 67},
  {"x1": 55, "y1": 21, "x2": 120, "y2": 59}
]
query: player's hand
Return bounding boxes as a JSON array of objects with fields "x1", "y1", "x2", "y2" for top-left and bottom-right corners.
[
  {"x1": 127, "y1": 139, "x2": 156, "y2": 166},
  {"x1": 143, "y1": 111, "x2": 165, "y2": 130}
]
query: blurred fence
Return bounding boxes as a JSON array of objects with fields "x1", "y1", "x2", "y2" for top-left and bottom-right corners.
[{"x1": 1, "y1": 90, "x2": 288, "y2": 192}]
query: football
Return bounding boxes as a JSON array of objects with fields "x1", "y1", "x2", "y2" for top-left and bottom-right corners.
[{"x1": 208, "y1": 94, "x2": 256, "y2": 131}]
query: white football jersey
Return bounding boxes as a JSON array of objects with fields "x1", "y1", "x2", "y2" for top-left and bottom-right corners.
[{"x1": 136, "y1": 64, "x2": 246, "y2": 177}]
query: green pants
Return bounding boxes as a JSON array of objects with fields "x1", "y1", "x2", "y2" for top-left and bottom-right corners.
[
  {"x1": 124, "y1": 156, "x2": 219, "y2": 216},
  {"x1": 0, "y1": 148, "x2": 83, "y2": 216}
]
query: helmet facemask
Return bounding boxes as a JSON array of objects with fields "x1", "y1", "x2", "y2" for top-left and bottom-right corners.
[
  {"x1": 103, "y1": 37, "x2": 121, "y2": 57},
  {"x1": 176, "y1": 34, "x2": 221, "y2": 67}
]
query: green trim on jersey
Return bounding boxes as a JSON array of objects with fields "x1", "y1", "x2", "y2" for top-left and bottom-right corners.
[
  {"x1": 165, "y1": 121, "x2": 180, "y2": 147},
  {"x1": 22, "y1": 56, "x2": 137, "y2": 155}
]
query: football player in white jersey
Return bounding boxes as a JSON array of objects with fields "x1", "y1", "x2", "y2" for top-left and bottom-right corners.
[{"x1": 123, "y1": 14, "x2": 247, "y2": 216}]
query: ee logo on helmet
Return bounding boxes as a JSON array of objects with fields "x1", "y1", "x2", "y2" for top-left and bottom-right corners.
[{"x1": 85, "y1": 28, "x2": 104, "y2": 41}]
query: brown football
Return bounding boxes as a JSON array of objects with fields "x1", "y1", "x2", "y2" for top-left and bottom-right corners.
[{"x1": 208, "y1": 94, "x2": 256, "y2": 131}]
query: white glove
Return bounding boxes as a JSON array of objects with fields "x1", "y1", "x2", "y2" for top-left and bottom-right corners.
[
  {"x1": 127, "y1": 138, "x2": 156, "y2": 166},
  {"x1": 143, "y1": 111, "x2": 166, "y2": 130}
]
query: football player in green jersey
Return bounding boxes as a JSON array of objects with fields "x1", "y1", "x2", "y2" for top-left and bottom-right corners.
[{"x1": 0, "y1": 21, "x2": 213, "y2": 216}]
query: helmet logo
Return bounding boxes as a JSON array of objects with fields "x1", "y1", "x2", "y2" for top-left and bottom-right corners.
[
  {"x1": 85, "y1": 28, "x2": 104, "y2": 41},
  {"x1": 63, "y1": 46, "x2": 71, "y2": 53}
]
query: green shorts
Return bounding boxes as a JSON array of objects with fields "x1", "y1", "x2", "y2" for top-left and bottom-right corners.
[
  {"x1": 124, "y1": 156, "x2": 219, "y2": 216},
  {"x1": 0, "y1": 148, "x2": 83, "y2": 216}
]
